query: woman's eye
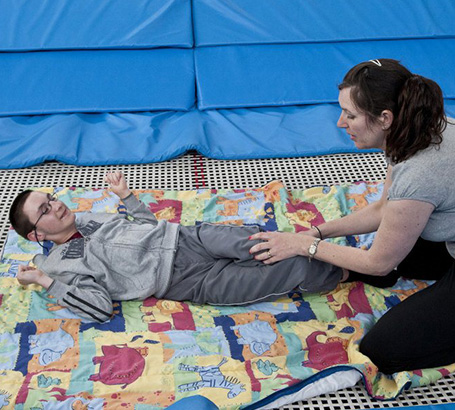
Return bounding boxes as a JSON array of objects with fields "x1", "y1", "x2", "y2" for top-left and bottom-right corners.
[{"x1": 347, "y1": 115, "x2": 355, "y2": 120}]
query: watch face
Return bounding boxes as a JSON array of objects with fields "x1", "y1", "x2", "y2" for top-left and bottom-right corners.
[{"x1": 309, "y1": 239, "x2": 320, "y2": 256}]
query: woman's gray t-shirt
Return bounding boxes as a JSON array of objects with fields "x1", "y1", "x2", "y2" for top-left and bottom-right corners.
[{"x1": 387, "y1": 121, "x2": 455, "y2": 258}]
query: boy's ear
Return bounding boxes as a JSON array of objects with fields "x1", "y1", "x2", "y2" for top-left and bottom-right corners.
[{"x1": 27, "y1": 230, "x2": 43, "y2": 243}]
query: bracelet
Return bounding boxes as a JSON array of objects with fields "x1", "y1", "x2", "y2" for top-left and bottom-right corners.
[{"x1": 312, "y1": 225, "x2": 323, "y2": 240}]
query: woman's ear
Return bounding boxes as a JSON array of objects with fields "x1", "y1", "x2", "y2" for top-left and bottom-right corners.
[{"x1": 380, "y1": 110, "x2": 394, "y2": 130}]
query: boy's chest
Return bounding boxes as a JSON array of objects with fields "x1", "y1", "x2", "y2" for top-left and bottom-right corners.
[{"x1": 59, "y1": 237, "x2": 86, "y2": 260}]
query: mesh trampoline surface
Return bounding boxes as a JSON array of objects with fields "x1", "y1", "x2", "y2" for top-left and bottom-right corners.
[{"x1": 1, "y1": 152, "x2": 454, "y2": 409}]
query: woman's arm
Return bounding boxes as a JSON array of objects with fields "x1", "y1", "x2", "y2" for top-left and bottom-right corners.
[
  {"x1": 250, "y1": 163, "x2": 436, "y2": 275},
  {"x1": 250, "y1": 198, "x2": 434, "y2": 275},
  {"x1": 310, "y1": 198, "x2": 434, "y2": 275}
]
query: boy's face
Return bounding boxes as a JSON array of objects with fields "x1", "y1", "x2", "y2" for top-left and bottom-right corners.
[{"x1": 22, "y1": 191, "x2": 76, "y2": 241}]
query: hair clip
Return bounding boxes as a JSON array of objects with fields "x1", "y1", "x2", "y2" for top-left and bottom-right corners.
[{"x1": 369, "y1": 59, "x2": 382, "y2": 67}]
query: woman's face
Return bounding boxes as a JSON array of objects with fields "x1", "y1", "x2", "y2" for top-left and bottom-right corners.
[{"x1": 337, "y1": 87, "x2": 387, "y2": 150}]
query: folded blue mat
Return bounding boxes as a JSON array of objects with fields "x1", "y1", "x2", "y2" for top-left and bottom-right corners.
[
  {"x1": 2, "y1": 102, "x2": 454, "y2": 169},
  {"x1": 0, "y1": 0, "x2": 193, "y2": 51},
  {"x1": 196, "y1": 38, "x2": 455, "y2": 110},
  {"x1": 193, "y1": 0, "x2": 455, "y2": 46},
  {"x1": 0, "y1": 104, "x2": 368, "y2": 168},
  {"x1": 0, "y1": 49, "x2": 195, "y2": 116}
]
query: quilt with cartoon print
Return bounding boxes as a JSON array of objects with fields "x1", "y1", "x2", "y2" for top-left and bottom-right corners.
[{"x1": 0, "y1": 181, "x2": 453, "y2": 410}]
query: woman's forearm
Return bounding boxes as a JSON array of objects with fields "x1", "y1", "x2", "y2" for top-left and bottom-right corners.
[
  {"x1": 313, "y1": 239, "x2": 392, "y2": 276},
  {"x1": 250, "y1": 229, "x2": 391, "y2": 275},
  {"x1": 316, "y1": 200, "x2": 384, "y2": 239}
]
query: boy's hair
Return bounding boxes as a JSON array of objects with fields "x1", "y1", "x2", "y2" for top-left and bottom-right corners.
[{"x1": 9, "y1": 190, "x2": 35, "y2": 239}]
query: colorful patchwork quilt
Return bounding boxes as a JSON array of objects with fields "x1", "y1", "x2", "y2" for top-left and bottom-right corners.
[{"x1": 1, "y1": 181, "x2": 454, "y2": 409}]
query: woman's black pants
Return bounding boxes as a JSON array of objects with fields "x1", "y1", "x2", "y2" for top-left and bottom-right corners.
[{"x1": 349, "y1": 238, "x2": 455, "y2": 374}]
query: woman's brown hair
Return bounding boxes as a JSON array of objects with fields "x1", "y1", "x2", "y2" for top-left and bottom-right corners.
[{"x1": 338, "y1": 59, "x2": 447, "y2": 163}]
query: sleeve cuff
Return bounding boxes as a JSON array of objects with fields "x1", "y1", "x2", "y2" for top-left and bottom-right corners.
[{"x1": 45, "y1": 279, "x2": 69, "y2": 300}]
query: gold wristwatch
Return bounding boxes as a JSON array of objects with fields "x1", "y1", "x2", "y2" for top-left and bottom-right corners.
[{"x1": 308, "y1": 238, "x2": 321, "y2": 262}]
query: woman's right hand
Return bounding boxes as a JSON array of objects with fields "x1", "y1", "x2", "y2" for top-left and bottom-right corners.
[{"x1": 249, "y1": 231, "x2": 313, "y2": 264}]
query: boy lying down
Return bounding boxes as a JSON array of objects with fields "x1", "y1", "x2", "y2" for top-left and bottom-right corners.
[{"x1": 9, "y1": 172, "x2": 342, "y2": 322}]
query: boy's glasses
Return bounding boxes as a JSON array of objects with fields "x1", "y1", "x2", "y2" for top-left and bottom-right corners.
[{"x1": 31, "y1": 192, "x2": 58, "y2": 248}]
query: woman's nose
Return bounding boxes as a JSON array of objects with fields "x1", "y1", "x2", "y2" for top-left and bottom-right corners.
[{"x1": 337, "y1": 113, "x2": 347, "y2": 128}]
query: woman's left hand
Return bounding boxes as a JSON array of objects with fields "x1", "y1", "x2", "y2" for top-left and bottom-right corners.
[{"x1": 249, "y1": 231, "x2": 309, "y2": 264}]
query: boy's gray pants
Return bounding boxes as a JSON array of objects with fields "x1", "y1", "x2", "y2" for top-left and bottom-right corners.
[{"x1": 162, "y1": 224, "x2": 342, "y2": 305}]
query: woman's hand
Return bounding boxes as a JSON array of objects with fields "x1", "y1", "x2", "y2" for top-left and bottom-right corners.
[
  {"x1": 105, "y1": 171, "x2": 131, "y2": 199},
  {"x1": 249, "y1": 231, "x2": 311, "y2": 264}
]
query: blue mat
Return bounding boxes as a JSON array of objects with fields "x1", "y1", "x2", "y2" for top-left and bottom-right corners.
[
  {"x1": 0, "y1": 0, "x2": 454, "y2": 168},
  {"x1": 0, "y1": 0, "x2": 193, "y2": 51},
  {"x1": 0, "y1": 49, "x2": 195, "y2": 116},
  {"x1": 2, "y1": 102, "x2": 455, "y2": 168},
  {"x1": 0, "y1": 104, "x2": 369, "y2": 168},
  {"x1": 193, "y1": 0, "x2": 455, "y2": 46},
  {"x1": 195, "y1": 39, "x2": 455, "y2": 110}
]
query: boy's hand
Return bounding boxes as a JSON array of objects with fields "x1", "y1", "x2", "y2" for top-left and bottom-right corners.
[
  {"x1": 17, "y1": 265, "x2": 54, "y2": 289},
  {"x1": 105, "y1": 171, "x2": 131, "y2": 199}
]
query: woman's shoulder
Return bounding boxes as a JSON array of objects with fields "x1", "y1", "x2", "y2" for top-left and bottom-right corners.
[
  {"x1": 387, "y1": 120, "x2": 454, "y2": 202},
  {"x1": 404, "y1": 120, "x2": 455, "y2": 165},
  {"x1": 389, "y1": 124, "x2": 453, "y2": 198},
  {"x1": 444, "y1": 118, "x2": 455, "y2": 139}
]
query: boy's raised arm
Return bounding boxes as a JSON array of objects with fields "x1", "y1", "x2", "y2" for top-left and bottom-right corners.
[
  {"x1": 106, "y1": 171, "x2": 158, "y2": 223},
  {"x1": 105, "y1": 171, "x2": 131, "y2": 199}
]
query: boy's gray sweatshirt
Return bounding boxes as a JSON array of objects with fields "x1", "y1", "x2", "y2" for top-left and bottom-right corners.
[{"x1": 33, "y1": 194, "x2": 180, "y2": 322}]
